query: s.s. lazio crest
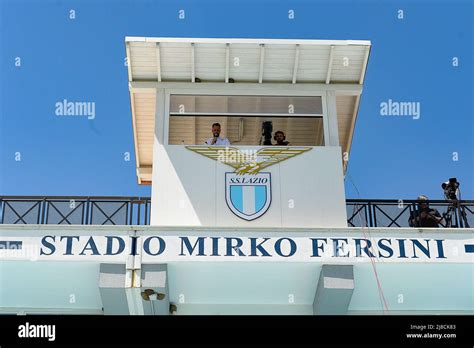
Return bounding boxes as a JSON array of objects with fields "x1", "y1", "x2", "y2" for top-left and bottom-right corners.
[
  {"x1": 225, "y1": 172, "x2": 271, "y2": 220},
  {"x1": 186, "y1": 146, "x2": 311, "y2": 221}
]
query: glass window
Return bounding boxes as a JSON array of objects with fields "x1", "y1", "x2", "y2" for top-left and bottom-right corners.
[
  {"x1": 168, "y1": 115, "x2": 323, "y2": 146},
  {"x1": 168, "y1": 95, "x2": 324, "y2": 146}
]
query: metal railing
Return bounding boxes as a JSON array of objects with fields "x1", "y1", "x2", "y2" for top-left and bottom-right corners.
[
  {"x1": 0, "y1": 196, "x2": 472, "y2": 228},
  {"x1": 346, "y1": 199, "x2": 473, "y2": 228},
  {"x1": 0, "y1": 196, "x2": 150, "y2": 226}
]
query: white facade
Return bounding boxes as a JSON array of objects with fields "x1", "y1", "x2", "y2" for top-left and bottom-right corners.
[{"x1": 151, "y1": 145, "x2": 347, "y2": 227}]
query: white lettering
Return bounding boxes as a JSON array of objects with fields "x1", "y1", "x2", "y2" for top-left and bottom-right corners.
[{"x1": 18, "y1": 322, "x2": 56, "y2": 341}]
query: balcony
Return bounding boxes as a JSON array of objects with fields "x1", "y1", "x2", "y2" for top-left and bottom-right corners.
[{"x1": 1, "y1": 196, "x2": 472, "y2": 228}]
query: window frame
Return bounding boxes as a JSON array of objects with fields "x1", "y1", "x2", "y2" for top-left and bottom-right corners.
[{"x1": 163, "y1": 86, "x2": 329, "y2": 146}]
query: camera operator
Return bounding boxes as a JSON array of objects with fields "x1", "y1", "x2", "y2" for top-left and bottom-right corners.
[
  {"x1": 274, "y1": 131, "x2": 290, "y2": 146},
  {"x1": 408, "y1": 195, "x2": 443, "y2": 228}
]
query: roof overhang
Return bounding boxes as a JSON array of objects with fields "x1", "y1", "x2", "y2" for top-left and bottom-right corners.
[{"x1": 125, "y1": 37, "x2": 371, "y2": 184}]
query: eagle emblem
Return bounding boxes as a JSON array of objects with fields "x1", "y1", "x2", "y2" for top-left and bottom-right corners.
[{"x1": 185, "y1": 146, "x2": 312, "y2": 175}]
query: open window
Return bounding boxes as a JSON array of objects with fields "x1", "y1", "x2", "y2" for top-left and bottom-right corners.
[{"x1": 168, "y1": 95, "x2": 325, "y2": 146}]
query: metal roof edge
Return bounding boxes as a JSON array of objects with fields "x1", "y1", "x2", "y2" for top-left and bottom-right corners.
[{"x1": 125, "y1": 36, "x2": 371, "y2": 46}]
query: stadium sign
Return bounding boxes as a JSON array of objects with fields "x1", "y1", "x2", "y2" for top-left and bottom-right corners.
[{"x1": 1, "y1": 232, "x2": 473, "y2": 263}]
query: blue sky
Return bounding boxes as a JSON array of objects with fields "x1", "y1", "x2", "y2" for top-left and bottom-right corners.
[{"x1": 0, "y1": 0, "x2": 472, "y2": 200}]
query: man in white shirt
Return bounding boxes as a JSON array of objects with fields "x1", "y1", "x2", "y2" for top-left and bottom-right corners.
[{"x1": 205, "y1": 122, "x2": 230, "y2": 145}]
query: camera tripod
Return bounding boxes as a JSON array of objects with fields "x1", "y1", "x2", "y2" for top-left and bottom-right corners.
[{"x1": 443, "y1": 200, "x2": 470, "y2": 228}]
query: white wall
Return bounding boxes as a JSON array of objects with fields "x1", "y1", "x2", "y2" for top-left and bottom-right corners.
[{"x1": 150, "y1": 144, "x2": 347, "y2": 227}]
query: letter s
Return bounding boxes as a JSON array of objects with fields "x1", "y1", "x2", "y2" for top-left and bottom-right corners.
[{"x1": 40, "y1": 235, "x2": 56, "y2": 255}]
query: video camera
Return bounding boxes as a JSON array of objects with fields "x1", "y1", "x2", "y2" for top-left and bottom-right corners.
[
  {"x1": 441, "y1": 177, "x2": 459, "y2": 200},
  {"x1": 261, "y1": 121, "x2": 273, "y2": 146}
]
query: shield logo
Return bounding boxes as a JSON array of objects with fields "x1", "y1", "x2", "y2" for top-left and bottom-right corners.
[{"x1": 225, "y1": 172, "x2": 272, "y2": 221}]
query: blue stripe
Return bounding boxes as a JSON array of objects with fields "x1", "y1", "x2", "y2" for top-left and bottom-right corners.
[
  {"x1": 230, "y1": 186, "x2": 243, "y2": 213},
  {"x1": 465, "y1": 245, "x2": 474, "y2": 253},
  {"x1": 255, "y1": 186, "x2": 266, "y2": 212},
  {"x1": 0, "y1": 241, "x2": 22, "y2": 249}
]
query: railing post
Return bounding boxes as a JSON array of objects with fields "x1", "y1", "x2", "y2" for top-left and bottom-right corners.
[
  {"x1": 363, "y1": 203, "x2": 369, "y2": 227},
  {"x1": 42, "y1": 197, "x2": 47, "y2": 224},
  {"x1": 137, "y1": 200, "x2": 142, "y2": 225},
  {"x1": 456, "y1": 204, "x2": 462, "y2": 228},
  {"x1": 0, "y1": 198, "x2": 3, "y2": 224},
  {"x1": 367, "y1": 202, "x2": 374, "y2": 227},
  {"x1": 85, "y1": 198, "x2": 91, "y2": 225},
  {"x1": 145, "y1": 198, "x2": 150, "y2": 225},
  {"x1": 128, "y1": 199, "x2": 133, "y2": 225}
]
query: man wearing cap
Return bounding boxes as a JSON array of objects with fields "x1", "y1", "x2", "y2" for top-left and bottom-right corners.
[{"x1": 408, "y1": 195, "x2": 443, "y2": 227}]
